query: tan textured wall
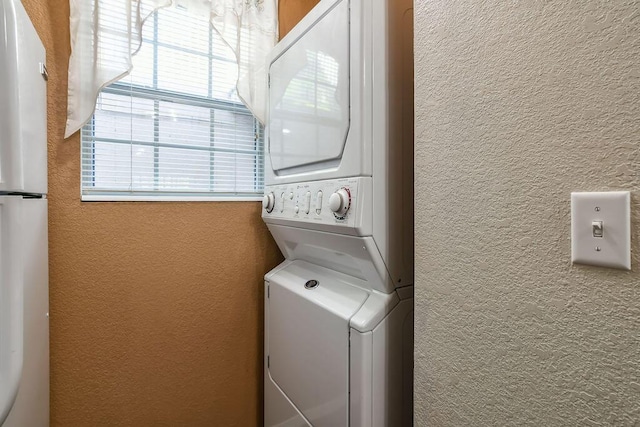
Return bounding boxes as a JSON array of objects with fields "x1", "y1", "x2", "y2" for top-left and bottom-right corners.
[
  {"x1": 21, "y1": 0, "x2": 284, "y2": 425},
  {"x1": 415, "y1": 1, "x2": 640, "y2": 426},
  {"x1": 278, "y1": 0, "x2": 319, "y2": 38}
]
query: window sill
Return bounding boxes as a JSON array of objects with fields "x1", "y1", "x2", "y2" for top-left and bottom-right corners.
[{"x1": 81, "y1": 194, "x2": 263, "y2": 202}]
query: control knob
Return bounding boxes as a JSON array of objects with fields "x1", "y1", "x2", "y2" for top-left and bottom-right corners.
[
  {"x1": 329, "y1": 188, "x2": 351, "y2": 218},
  {"x1": 263, "y1": 192, "x2": 275, "y2": 213}
]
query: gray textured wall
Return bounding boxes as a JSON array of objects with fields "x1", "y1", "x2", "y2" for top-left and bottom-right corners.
[{"x1": 414, "y1": 1, "x2": 640, "y2": 425}]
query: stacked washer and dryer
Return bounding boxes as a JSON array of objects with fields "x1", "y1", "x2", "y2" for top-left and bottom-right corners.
[{"x1": 262, "y1": 0, "x2": 414, "y2": 425}]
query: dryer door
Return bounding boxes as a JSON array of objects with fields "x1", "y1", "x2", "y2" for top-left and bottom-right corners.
[
  {"x1": 267, "y1": 261, "x2": 368, "y2": 427},
  {"x1": 268, "y1": 0, "x2": 350, "y2": 174}
]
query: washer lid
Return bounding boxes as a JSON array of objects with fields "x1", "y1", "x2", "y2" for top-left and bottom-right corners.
[
  {"x1": 267, "y1": 261, "x2": 368, "y2": 427},
  {"x1": 267, "y1": 0, "x2": 350, "y2": 173}
]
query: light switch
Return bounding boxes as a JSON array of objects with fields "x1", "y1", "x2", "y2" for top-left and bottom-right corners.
[
  {"x1": 571, "y1": 191, "x2": 631, "y2": 270},
  {"x1": 592, "y1": 221, "x2": 603, "y2": 238}
]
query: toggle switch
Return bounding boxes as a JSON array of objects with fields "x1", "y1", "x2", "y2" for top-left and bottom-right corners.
[
  {"x1": 571, "y1": 191, "x2": 630, "y2": 270},
  {"x1": 592, "y1": 221, "x2": 603, "y2": 238},
  {"x1": 304, "y1": 191, "x2": 311, "y2": 214},
  {"x1": 315, "y1": 191, "x2": 323, "y2": 214}
]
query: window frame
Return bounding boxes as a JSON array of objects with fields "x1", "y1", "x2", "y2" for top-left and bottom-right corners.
[{"x1": 80, "y1": 8, "x2": 264, "y2": 202}]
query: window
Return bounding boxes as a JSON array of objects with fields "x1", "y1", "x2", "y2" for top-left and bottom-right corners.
[{"x1": 81, "y1": 6, "x2": 264, "y2": 201}]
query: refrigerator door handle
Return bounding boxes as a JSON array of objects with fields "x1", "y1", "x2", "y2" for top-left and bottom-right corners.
[
  {"x1": 39, "y1": 62, "x2": 48, "y2": 81},
  {"x1": 0, "y1": 196, "x2": 24, "y2": 424}
]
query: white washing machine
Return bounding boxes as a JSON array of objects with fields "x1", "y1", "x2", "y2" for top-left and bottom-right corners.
[{"x1": 262, "y1": 0, "x2": 414, "y2": 425}]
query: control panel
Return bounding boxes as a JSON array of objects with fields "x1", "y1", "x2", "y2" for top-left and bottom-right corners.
[{"x1": 262, "y1": 177, "x2": 369, "y2": 232}]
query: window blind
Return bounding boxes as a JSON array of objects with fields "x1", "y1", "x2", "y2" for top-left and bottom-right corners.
[{"x1": 81, "y1": 5, "x2": 264, "y2": 201}]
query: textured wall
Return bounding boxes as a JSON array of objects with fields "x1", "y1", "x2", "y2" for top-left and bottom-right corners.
[
  {"x1": 278, "y1": 0, "x2": 319, "y2": 38},
  {"x1": 414, "y1": 1, "x2": 640, "y2": 425},
  {"x1": 21, "y1": 1, "x2": 283, "y2": 425}
]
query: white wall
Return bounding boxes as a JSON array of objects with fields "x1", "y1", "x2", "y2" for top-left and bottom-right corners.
[{"x1": 414, "y1": 1, "x2": 640, "y2": 425}]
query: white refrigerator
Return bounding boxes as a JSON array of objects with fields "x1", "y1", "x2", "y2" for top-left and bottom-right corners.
[{"x1": 0, "y1": 0, "x2": 49, "y2": 425}]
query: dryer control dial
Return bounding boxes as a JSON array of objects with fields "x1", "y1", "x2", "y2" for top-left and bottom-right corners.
[
  {"x1": 263, "y1": 192, "x2": 275, "y2": 213},
  {"x1": 329, "y1": 188, "x2": 351, "y2": 218}
]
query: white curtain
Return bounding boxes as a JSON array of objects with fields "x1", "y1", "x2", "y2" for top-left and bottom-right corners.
[{"x1": 65, "y1": 0, "x2": 278, "y2": 139}]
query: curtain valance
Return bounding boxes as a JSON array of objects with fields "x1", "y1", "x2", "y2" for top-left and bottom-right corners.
[{"x1": 65, "y1": 0, "x2": 278, "y2": 138}]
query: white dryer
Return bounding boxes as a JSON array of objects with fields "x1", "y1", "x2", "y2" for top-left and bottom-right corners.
[{"x1": 262, "y1": 0, "x2": 414, "y2": 425}]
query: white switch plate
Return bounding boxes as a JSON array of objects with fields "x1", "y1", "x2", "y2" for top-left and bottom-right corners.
[{"x1": 571, "y1": 191, "x2": 631, "y2": 270}]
